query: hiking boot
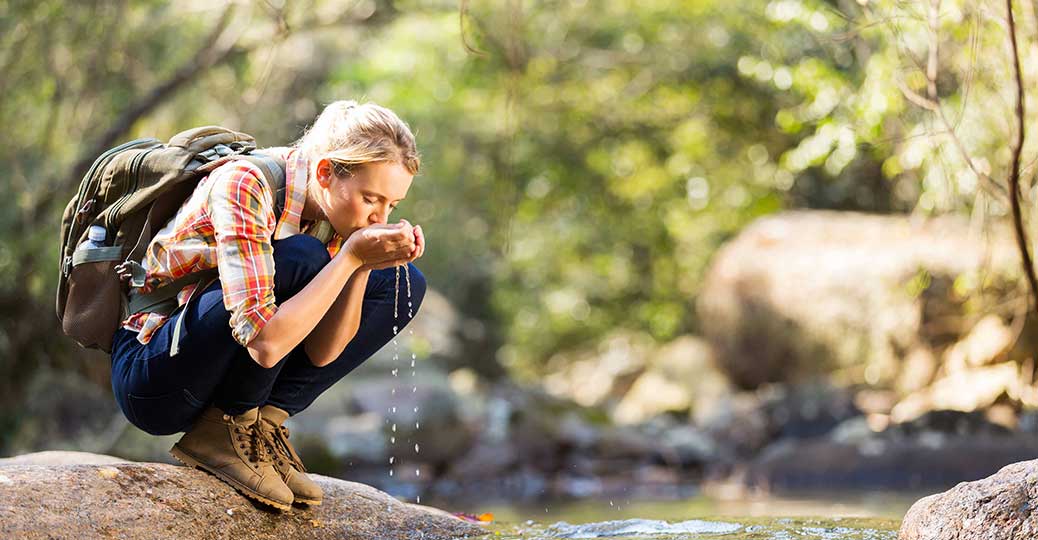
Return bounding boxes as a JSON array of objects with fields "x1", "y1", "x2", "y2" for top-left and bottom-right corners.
[
  {"x1": 258, "y1": 404, "x2": 324, "y2": 506},
  {"x1": 169, "y1": 406, "x2": 294, "y2": 511}
]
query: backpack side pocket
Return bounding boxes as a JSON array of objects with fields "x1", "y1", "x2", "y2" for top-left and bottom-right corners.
[{"x1": 62, "y1": 246, "x2": 125, "y2": 353}]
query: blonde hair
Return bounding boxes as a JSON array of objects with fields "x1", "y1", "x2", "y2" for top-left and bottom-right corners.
[{"x1": 295, "y1": 100, "x2": 420, "y2": 178}]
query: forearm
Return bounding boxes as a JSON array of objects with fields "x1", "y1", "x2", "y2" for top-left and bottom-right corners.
[
  {"x1": 246, "y1": 252, "x2": 363, "y2": 367},
  {"x1": 303, "y1": 267, "x2": 371, "y2": 366}
]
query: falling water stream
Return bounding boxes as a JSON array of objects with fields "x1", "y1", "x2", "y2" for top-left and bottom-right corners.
[{"x1": 388, "y1": 264, "x2": 420, "y2": 503}]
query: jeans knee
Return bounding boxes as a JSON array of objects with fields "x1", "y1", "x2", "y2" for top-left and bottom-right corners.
[{"x1": 272, "y1": 235, "x2": 331, "y2": 291}]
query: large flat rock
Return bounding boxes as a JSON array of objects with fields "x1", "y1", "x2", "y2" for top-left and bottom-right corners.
[
  {"x1": 899, "y1": 458, "x2": 1038, "y2": 539},
  {"x1": 0, "y1": 452, "x2": 487, "y2": 540}
]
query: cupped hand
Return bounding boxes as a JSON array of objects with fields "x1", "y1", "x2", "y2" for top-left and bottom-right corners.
[{"x1": 343, "y1": 220, "x2": 423, "y2": 270}]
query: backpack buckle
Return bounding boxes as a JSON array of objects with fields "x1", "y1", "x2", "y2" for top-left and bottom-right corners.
[
  {"x1": 115, "y1": 261, "x2": 148, "y2": 288},
  {"x1": 198, "y1": 144, "x2": 239, "y2": 163}
]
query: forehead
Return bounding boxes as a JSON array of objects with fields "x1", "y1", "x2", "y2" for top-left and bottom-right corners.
[{"x1": 353, "y1": 161, "x2": 413, "y2": 200}]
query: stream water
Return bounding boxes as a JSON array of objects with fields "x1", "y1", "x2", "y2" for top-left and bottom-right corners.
[{"x1": 437, "y1": 493, "x2": 912, "y2": 539}]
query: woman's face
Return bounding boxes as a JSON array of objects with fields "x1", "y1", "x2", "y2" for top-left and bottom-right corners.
[{"x1": 314, "y1": 158, "x2": 414, "y2": 238}]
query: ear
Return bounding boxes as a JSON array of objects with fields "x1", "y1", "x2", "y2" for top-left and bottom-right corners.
[{"x1": 314, "y1": 158, "x2": 334, "y2": 189}]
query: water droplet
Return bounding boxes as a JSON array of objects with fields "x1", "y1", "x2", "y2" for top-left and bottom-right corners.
[
  {"x1": 415, "y1": 422, "x2": 420, "y2": 429},
  {"x1": 391, "y1": 389, "x2": 396, "y2": 395},
  {"x1": 392, "y1": 424, "x2": 397, "y2": 432},
  {"x1": 390, "y1": 436, "x2": 396, "y2": 444},
  {"x1": 393, "y1": 326, "x2": 398, "y2": 333},
  {"x1": 412, "y1": 386, "x2": 417, "y2": 393},
  {"x1": 389, "y1": 469, "x2": 394, "y2": 477},
  {"x1": 389, "y1": 457, "x2": 395, "y2": 464},
  {"x1": 416, "y1": 468, "x2": 421, "y2": 477},
  {"x1": 610, "y1": 501, "x2": 614, "y2": 507},
  {"x1": 416, "y1": 495, "x2": 421, "y2": 504},
  {"x1": 391, "y1": 407, "x2": 397, "y2": 413},
  {"x1": 415, "y1": 444, "x2": 420, "y2": 453},
  {"x1": 413, "y1": 407, "x2": 419, "y2": 413}
]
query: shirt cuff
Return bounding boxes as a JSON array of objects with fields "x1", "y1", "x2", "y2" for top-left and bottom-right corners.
[{"x1": 230, "y1": 302, "x2": 279, "y2": 347}]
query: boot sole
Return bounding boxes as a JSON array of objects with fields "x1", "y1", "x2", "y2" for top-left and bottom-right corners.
[{"x1": 170, "y1": 444, "x2": 293, "y2": 511}]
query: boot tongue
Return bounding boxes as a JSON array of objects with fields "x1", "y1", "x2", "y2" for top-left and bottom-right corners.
[
  {"x1": 234, "y1": 407, "x2": 260, "y2": 425},
  {"x1": 260, "y1": 405, "x2": 290, "y2": 426}
]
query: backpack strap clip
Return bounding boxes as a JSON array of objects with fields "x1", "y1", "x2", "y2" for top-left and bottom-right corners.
[{"x1": 197, "y1": 142, "x2": 251, "y2": 164}]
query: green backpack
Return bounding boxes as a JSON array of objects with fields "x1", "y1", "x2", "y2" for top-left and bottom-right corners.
[{"x1": 56, "y1": 126, "x2": 286, "y2": 353}]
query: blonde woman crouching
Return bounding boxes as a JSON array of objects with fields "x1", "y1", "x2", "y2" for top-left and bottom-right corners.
[{"x1": 109, "y1": 100, "x2": 427, "y2": 510}]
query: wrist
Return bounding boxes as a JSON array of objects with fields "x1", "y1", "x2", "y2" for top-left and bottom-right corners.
[{"x1": 337, "y1": 249, "x2": 365, "y2": 274}]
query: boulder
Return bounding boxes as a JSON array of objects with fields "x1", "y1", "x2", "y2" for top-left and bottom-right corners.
[
  {"x1": 697, "y1": 211, "x2": 1025, "y2": 390},
  {"x1": 743, "y1": 433, "x2": 1038, "y2": 494},
  {"x1": 0, "y1": 452, "x2": 486, "y2": 540},
  {"x1": 899, "y1": 459, "x2": 1038, "y2": 539},
  {"x1": 612, "y1": 336, "x2": 732, "y2": 425}
]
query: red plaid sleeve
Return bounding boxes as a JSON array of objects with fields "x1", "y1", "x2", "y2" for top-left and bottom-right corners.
[{"x1": 206, "y1": 163, "x2": 278, "y2": 347}]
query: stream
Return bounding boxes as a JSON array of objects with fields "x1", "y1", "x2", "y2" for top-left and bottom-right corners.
[{"x1": 436, "y1": 492, "x2": 916, "y2": 539}]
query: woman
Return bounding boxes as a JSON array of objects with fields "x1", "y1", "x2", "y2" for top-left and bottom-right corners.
[{"x1": 109, "y1": 100, "x2": 427, "y2": 511}]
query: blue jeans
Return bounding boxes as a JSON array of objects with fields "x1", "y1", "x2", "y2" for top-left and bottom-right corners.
[{"x1": 110, "y1": 234, "x2": 426, "y2": 436}]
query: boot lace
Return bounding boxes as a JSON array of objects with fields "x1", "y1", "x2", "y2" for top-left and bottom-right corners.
[
  {"x1": 263, "y1": 422, "x2": 307, "y2": 472},
  {"x1": 232, "y1": 422, "x2": 277, "y2": 464}
]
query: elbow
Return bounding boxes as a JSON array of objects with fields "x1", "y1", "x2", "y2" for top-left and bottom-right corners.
[{"x1": 247, "y1": 338, "x2": 284, "y2": 369}]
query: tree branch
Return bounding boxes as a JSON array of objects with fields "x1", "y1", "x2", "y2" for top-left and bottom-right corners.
[
  {"x1": 895, "y1": 0, "x2": 1007, "y2": 200},
  {"x1": 1005, "y1": 0, "x2": 1038, "y2": 317},
  {"x1": 66, "y1": 5, "x2": 237, "y2": 188}
]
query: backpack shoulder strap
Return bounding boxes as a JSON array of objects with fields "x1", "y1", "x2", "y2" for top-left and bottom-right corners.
[{"x1": 239, "y1": 153, "x2": 287, "y2": 219}]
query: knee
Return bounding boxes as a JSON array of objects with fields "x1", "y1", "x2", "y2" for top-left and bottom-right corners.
[{"x1": 273, "y1": 234, "x2": 331, "y2": 285}]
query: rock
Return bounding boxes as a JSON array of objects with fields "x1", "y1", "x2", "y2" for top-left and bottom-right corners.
[
  {"x1": 896, "y1": 347, "x2": 938, "y2": 394},
  {"x1": 744, "y1": 433, "x2": 1038, "y2": 494},
  {"x1": 0, "y1": 450, "x2": 128, "y2": 466},
  {"x1": 702, "y1": 383, "x2": 860, "y2": 459},
  {"x1": 697, "y1": 211, "x2": 1023, "y2": 390},
  {"x1": 542, "y1": 331, "x2": 654, "y2": 407},
  {"x1": 700, "y1": 392, "x2": 771, "y2": 458},
  {"x1": 544, "y1": 334, "x2": 733, "y2": 426},
  {"x1": 945, "y1": 315, "x2": 1015, "y2": 370},
  {"x1": 657, "y1": 425, "x2": 719, "y2": 466},
  {"x1": 888, "y1": 409, "x2": 1012, "y2": 438},
  {"x1": 612, "y1": 370, "x2": 691, "y2": 425},
  {"x1": 0, "y1": 452, "x2": 485, "y2": 540},
  {"x1": 612, "y1": 336, "x2": 732, "y2": 425},
  {"x1": 899, "y1": 459, "x2": 1038, "y2": 540},
  {"x1": 891, "y1": 363, "x2": 1022, "y2": 423}
]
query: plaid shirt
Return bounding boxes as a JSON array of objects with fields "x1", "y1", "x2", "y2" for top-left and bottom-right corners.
[{"x1": 121, "y1": 147, "x2": 345, "y2": 347}]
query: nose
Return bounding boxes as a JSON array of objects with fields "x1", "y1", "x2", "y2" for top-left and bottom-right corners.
[{"x1": 370, "y1": 206, "x2": 389, "y2": 225}]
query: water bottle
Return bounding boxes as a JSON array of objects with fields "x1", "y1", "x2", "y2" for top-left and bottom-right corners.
[{"x1": 80, "y1": 225, "x2": 107, "y2": 249}]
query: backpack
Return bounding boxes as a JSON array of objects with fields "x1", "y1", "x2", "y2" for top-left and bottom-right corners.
[{"x1": 56, "y1": 126, "x2": 287, "y2": 353}]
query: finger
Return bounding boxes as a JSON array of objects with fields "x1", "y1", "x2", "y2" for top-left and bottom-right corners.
[{"x1": 415, "y1": 225, "x2": 425, "y2": 258}]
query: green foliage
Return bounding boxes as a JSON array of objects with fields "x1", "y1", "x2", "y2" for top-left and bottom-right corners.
[{"x1": 0, "y1": 0, "x2": 1027, "y2": 396}]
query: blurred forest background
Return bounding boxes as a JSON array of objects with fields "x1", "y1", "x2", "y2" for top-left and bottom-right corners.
[{"x1": 5, "y1": 0, "x2": 1038, "y2": 502}]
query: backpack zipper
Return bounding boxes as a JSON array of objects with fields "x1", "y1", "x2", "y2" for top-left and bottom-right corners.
[
  {"x1": 62, "y1": 137, "x2": 157, "y2": 277},
  {"x1": 105, "y1": 146, "x2": 159, "y2": 232}
]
